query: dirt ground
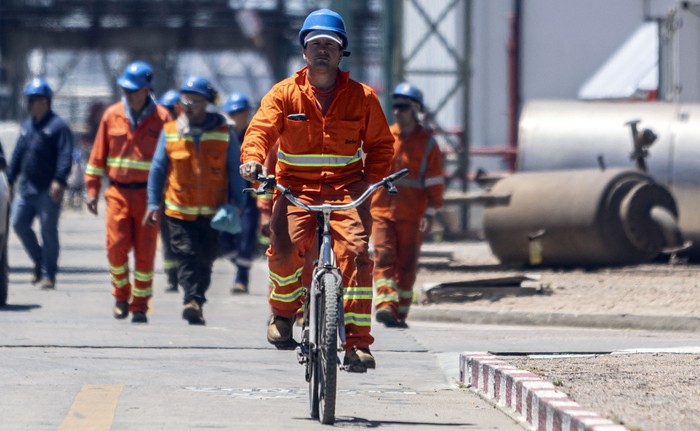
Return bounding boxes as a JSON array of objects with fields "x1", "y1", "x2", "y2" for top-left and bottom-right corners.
[{"x1": 413, "y1": 241, "x2": 700, "y2": 431}]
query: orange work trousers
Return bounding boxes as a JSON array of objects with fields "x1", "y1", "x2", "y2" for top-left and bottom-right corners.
[
  {"x1": 267, "y1": 182, "x2": 375, "y2": 350},
  {"x1": 372, "y1": 216, "x2": 423, "y2": 320},
  {"x1": 105, "y1": 185, "x2": 159, "y2": 312}
]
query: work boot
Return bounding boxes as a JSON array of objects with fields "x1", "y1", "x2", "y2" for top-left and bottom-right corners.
[
  {"x1": 182, "y1": 300, "x2": 205, "y2": 325},
  {"x1": 267, "y1": 315, "x2": 295, "y2": 349},
  {"x1": 375, "y1": 307, "x2": 400, "y2": 328},
  {"x1": 39, "y1": 278, "x2": 55, "y2": 290},
  {"x1": 343, "y1": 347, "x2": 376, "y2": 373},
  {"x1": 31, "y1": 264, "x2": 41, "y2": 285},
  {"x1": 113, "y1": 301, "x2": 129, "y2": 319},
  {"x1": 131, "y1": 311, "x2": 148, "y2": 324},
  {"x1": 231, "y1": 282, "x2": 248, "y2": 295}
]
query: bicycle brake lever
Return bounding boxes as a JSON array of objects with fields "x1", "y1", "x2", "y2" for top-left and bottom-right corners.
[{"x1": 385, "y1": 180, "x2": 399, "y2": 195}]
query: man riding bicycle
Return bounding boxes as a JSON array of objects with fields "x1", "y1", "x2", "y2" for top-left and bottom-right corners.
[{"x1": 239, "y1": 8, "x2": 394, "y2": 371}]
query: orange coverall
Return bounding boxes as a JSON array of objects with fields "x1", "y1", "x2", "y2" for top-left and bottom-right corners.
[
  {"x1": 242, "y1": 67, "x2": 394, "y2": 350},
  {"x1": 85, "y1": 101, "x2": 171, "y2": 312},
  {"x1": 371, "y1": 123, "x2": 444, "y2": 320}
]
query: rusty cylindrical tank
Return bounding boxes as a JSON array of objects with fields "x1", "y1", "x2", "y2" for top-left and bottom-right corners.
[
  {"x1": 517, "y1": 100, "x2": 700, "y2": 258},
  {"x1": 483, "y1": 168, "x2": 679, "y2": 267}
]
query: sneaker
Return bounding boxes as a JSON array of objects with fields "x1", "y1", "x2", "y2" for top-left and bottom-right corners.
[
  {"x1": 131, "y1": 311, "x2": 148, "y2": 324},
  {"x1": 31, "y1": 264, "x2": 41, "y2": 285},
  {"x1": 267, "y1": 315, "x2": 296, "y2": 349},
  {"x1": 343, "y1": 347, "x2": 376, "y2": 372},
  {"x1": 164, "y1": 284, "x2": 178, "y2": 293},
  {"x1": 182, "y1": 300, "x2": 205, "y2": 325},
  {"x1": 231, "y1": 282, "x2": 248, "y2": 295},
  {"x1": 375, "y1": 307, "x2": 400, "y2": 327},
  {"x1": 113, "y1": 301, "x2": 129, "y2": 319},
  {"x1": 39, "y1": 278, "x2": 55, "y2": 290}
]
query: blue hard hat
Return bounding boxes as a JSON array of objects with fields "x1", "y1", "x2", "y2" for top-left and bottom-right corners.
[
  {"x1": 298, "y1": 9, "x2": 349, "y2": 51},
  {"x1": 117, "y1": 61, "x2": 153, "y2": 91},
  {"x1": 392, "y1": 82, "x2": 424, "y2": 110},
  {"x1": 223, "y1": 92, "x2": 251, "y2": 114},
  {"x1": 23, "y1": 78, "x2": 53, "y2": 99},
  {"x1": 159, "y1": 89, "x2": 181, "y2": 108},
  {"x1": 180, "y1": 76, "x2": 217, "y2": 102}
]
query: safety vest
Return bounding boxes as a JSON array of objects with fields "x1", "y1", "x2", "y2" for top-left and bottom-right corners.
[{"x1": 162, "y1": 121, "x2": 230, "y2": 221}]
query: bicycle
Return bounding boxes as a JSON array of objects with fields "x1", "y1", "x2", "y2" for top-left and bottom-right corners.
[{"x1": 248, "y1": 168, "x2": 408, "y2": 425}]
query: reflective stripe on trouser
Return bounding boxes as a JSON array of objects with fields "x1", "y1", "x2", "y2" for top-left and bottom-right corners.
[
  {"x1": 372, "y1": 216, "x2": 423, "y2": 320},
  {"x1": 267, "y1": 182, "x2": 375, "y2": 349},
  {"x1": 105, "y1": 186, "x2": 158, "y2": 312}
]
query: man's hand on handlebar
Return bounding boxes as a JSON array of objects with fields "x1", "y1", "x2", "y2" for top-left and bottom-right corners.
[{"x1": 239, "y1": 161, "x2": 266, "y2": 182}]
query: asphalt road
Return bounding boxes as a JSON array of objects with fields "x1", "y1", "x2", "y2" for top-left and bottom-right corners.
[
  {"x1": 0, "y1": 209, "x2": 524, "y2": 431},
  {"x1": 6, "y1": 210, "x2": 700, "y2": 430}
]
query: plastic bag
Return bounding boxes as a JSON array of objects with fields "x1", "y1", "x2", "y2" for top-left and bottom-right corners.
[{"x1": 210, "y1": 204, "x2": 242, "y2": 234}]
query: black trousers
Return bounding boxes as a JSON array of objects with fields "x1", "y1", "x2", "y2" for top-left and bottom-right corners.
[{"x1": 165, "y1": 215, "x2": 219, "y2": 305}]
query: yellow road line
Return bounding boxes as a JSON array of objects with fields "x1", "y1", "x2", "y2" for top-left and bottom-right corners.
[{"x1": 59, "y1": 384, "x2": 123, "y2": 431}]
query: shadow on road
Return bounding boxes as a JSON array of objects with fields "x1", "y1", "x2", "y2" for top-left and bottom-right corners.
[
  {"x1": 10, "y1": 265, "x2": 105, "y2": 274},
  {"x1": 295, "y1": 416, "x2": 474, "y2": 428},
  {"x1": 0, "y1": 303, "x2": 41, "y2": 312}
]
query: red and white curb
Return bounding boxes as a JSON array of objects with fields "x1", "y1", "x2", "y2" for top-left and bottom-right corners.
[{"x1": 459, "y1": 352, "x2": 625, "y2": 431}]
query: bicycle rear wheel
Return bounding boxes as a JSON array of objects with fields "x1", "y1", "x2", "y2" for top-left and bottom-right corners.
[{"x1": 311, "y1": 272, "x2": 339, "y2": 424}]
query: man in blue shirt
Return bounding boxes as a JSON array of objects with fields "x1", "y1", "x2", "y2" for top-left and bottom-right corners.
[{"x1": 7, "y1": 78, "x2": 73, "y2": 289}]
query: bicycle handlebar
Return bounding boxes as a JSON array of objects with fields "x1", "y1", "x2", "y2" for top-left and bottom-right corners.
[{"x1": 244, "y1": 168, "x2": 410, "y2": 213}]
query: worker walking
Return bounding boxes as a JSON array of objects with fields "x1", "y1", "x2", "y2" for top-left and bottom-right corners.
[
  {"x1": 158, "y1": 89, "x2": 181, "y2": 120},
  {"x1": 85, "y1": 61, "x2": 172, "y2": 324},
  {"x1": 146, "y1": 77, "x2": 245, "y2": 325},
  {"x1": 220, "y1": 92, "x2": 259, "y2": 294},
  {"x1": 157, "y1": 89, "x2": 181, "y2": 293},
  {"x1": 372, "y1": 82, "x2": 444, "y2": 328},
  {"x1": 239, "y1": 9, "x2": 394, "y2": 371},
  {"x1": 7, "y1": 78, "x2": 74, "y2": 290}
]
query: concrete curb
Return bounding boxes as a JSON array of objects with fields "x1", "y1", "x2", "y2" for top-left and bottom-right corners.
[
  {"x1": 459, "y1": 352, "x2": 626, "y2": 431},
  {"x1": 410, "y1": 307, "x2": 700, "y2": 332}
]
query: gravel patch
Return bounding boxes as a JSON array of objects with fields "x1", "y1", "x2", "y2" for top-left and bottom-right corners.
[
  {"x1": 503, "y1": 353, "x2": 700, "y2": 431},
  {"x1": 415, "y1": 241, "x2": 700, "y2": 430}
]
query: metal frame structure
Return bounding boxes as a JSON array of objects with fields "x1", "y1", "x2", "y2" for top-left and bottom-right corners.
[{"x1": 385, "y1": 0, "x2": 472, "y2": 233}]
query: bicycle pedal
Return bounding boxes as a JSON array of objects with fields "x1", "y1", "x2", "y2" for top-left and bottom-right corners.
[{"x1": 273, "y1": 339, "x2": 299, "y2": 351}]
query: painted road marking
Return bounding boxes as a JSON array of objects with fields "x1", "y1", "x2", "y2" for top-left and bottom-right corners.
[{"x1": 59, "y1": 384, "x2": 123, "y2": 431}]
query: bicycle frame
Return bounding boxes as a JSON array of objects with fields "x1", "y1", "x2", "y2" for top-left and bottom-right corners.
[{"x1": 307, "y1": 207, "x2": 345, "y2": 355}]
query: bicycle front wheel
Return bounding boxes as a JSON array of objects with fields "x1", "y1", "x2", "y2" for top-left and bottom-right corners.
[{"x1": 311, "y1": 272, "x2": 339, "y2": 424}]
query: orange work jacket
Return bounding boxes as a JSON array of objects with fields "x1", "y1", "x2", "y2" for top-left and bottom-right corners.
[
  {"x1": 241, "y1": 67, "x2": 394, "y2": 191},
  {"x1": 85, "y1": 101, "x2": 171, "y2": 197},
  {"x1": 162, "y1": 121, "x2": 230, "y2": 221},
  {"x1": 371, "y1": 123, "x2": 445, "y2": 222}
]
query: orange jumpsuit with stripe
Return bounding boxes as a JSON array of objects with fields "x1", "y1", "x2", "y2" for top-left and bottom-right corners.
[
  {"x1": 85, "y1": 100, "x2": 171, "y2": 312},
  {"x1": 371, "y1": 123, "x2": 444, "y2": 320},
  {"x1": 241, "y1": 67, "x2": 394, "y2": 350}
]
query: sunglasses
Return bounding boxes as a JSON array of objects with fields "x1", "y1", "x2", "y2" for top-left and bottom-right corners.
[
  {"x1": 180, "y1": 98, "x2": 206, "y2": 107},
  {"x1": 392, "y1": 103, "x2": 412, "y2": 112}
]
